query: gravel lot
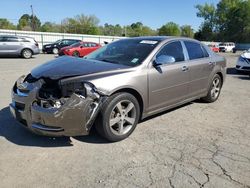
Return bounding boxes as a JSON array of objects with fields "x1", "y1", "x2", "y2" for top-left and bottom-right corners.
[{"x1": 0, "y1": 53, "x2": 250, "y2": 188}]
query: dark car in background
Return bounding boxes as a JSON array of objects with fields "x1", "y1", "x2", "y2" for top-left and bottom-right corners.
[
  {"x1": 233, "y1": 43, "x2": 250, "y2": 53},
  {"x1": 42, "y1": 39, "x2": 81, "y2": 54},
  {"x1": 10, "y1": 37, "x2": 226, "y2": 141},
  {"x1": 0, "y1": 35, "x2": 39, "y2": 59},
  {"x1": 59, "y1": 41, "x2": 101, "y2": 57}
]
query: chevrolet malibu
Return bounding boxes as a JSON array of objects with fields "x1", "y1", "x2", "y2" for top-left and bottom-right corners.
[{"x1": 10, "y1": 37, "x2": 226, "y2": 142}]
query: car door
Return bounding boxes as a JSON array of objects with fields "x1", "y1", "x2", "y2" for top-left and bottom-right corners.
[
  {"x1": 148, "y1": 41, "x2": 190, "y2": 112},
  {"x1": 0, "y1": 36, "x2": 5, "y2": 54},
  {"x1": 183, "y1": 41, "x2": 214, "y2": 97},
  {"x1": 85, "y1": 43, "x2": 94, "y2": 55},
  {"x1": 79, "y1": 43, "x2": 88, "y2": 56},
  {"x1": 4, "y1": 36, "x2": 21, "y2": 54}
]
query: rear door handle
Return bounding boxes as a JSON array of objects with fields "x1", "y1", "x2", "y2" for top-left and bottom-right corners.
[{"x1": 182, "y1": 66, "x2": 189, "y2": 72}]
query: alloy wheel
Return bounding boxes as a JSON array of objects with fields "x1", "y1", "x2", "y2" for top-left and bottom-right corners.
[
  {"x1": 211, "y1": 77, "x2": 221, "y2": 100},
  {"x1": 23, "y1": 49, "x2": 32, "y2": 59},
  {"x1": 109, "y1": 100, "x2": 136, "y2": 136}
]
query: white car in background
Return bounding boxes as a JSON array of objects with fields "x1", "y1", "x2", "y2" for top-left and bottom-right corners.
[
  {"x1": 236, "y1": 49, "x2": 250, "y2": 72},
  {"x1": 219, "y1": 42, "x2": 235, "y2": 52}
]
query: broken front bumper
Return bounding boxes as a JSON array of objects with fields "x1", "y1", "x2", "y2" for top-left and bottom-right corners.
[{"x1": 9, "y1": 77, "x2": 103, "y2": 137}]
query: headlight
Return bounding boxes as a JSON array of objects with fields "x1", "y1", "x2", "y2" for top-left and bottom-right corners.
[
  {"x1": 45, "y1": 45, "x2": 51, "y2": 48},
  {"x1": 239, "y1": 56, "x2": 247, "y2": 63}
]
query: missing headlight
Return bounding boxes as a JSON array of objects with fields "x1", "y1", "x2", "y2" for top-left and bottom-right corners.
[
  {"x1": 60, "y1": 81, "x2": 100, "y2": 99},
  {"x1": 60, "y1": 82, "x2": 86, "y2": 97}
]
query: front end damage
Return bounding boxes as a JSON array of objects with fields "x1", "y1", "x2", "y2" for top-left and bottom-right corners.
[{"x1": 9, "y1": 74, "x2": 106, "y2": 136}]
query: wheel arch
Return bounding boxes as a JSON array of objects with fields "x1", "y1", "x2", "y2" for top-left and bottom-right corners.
[
  {"x1": 216, "y1": 71, "x2": 224, "y2": 86},
  {"x1": 21, "y1": 48, "x2": 34, "y2": 55},
  {"x1": 111, "y1": 88, "x2": 144, "y2": 119}
]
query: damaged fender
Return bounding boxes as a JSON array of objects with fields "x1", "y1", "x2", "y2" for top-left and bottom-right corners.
[{"x1": 10, "y1": 76, "x2": 106, "y2": 137}]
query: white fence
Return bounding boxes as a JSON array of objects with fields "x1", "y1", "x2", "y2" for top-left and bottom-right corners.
[{"x1": 0, "y1": 29, "x2": 125, "y2": 49}]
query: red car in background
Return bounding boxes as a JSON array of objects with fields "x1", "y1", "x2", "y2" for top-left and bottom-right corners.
[
  {"x1": 59, "y1": 42, "x2": 101, "y2": 57},
  {"x1": 208, "y1": 44, "x2": 220, "y2": 53}
]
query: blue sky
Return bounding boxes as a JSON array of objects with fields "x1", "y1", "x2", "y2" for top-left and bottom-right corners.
[{"x1": 0, "y1": 0, "x2": 219, "y2": 31}]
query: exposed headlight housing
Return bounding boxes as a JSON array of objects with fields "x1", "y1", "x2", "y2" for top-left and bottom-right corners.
[{"x1": 60, "y1": 81, "x2": 100, "y2": 99}]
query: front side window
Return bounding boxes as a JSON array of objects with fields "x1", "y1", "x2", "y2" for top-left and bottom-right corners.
[
  {"x1": 85, "y1": 39, "x2": 160, "y2": 67},
  {"x1": 156, "y1": 41, "x2": 184, "y2": 62},
  {"x1": 68, "y1": 40, "x2": 77, "y2": 45},
  {"x1": 62, "y1": 40, "x2": 69, "y2": 45},
  {"x1": 70, "y1": 42, "x2": 81, "y2": 47},
  {"x1": 184, "y1": 41, "x2": 206, "y2": 60}
]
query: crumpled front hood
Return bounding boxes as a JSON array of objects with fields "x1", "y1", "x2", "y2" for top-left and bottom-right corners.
[{"x1": 31, "y1": 56, "x2": 130, "y2": 80}]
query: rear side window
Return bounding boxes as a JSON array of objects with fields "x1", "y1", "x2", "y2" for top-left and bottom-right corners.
[
  {"x1": 6, "y1": 36, "x2": 19, "y2": 42},
  {"x1": 20, "y1": 38, "x2": 30, "y2": 42},
  {"x1": 156, "y1": 41, "x2": 184, "y2": 62},
  {"x1": 90, "y1": 43, "x2": 97, "y2": 47},
  {"x1": 184, "y1": 41, "x2": 207, "y2": 60},
  {"x1": 202, "y1": 45, "x2": 209, "y2": 57}
]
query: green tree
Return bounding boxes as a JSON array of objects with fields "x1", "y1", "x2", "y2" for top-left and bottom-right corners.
[
  {"x1": 127, "y1": 22, "x2": 156, "y2": 37},
  {"x1": 181, "y1": 25, "x2": 194, "y2": 38},
  {"x1": 17, "y1": 14, "x2": 30, "y2": 30},
  {"x1": 195, "y1": 0, "x2": 250, "y2": 42},
  {"x1": 62, "y1": 14, "x2": 100, "y2": 35},
  {"x1": 41, "y1": 22, "x2": 61, "y2": 32},
  {"x1": 158, "y1": 22, "x2": 181, "y2": 36},
  {"x1": 195, "y1": 3, "x2": 217, "y2": 41},
  {"x1": 17, "y1": 14, "x2": 41, "y2": 31},
  {"x1": 216, "y1": 0, "x2": 250, "y2": 42},
  {"x1": 100, "y1": 23, "x2": 123, "y2": 36},
  {"x1": 30, "y1": 15, "x2": 41, "y2": 31},
  {"x1": 0, "y1": 18, "x2": 16, "y2": 29}
]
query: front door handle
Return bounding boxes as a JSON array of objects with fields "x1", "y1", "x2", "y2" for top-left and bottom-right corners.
[{"x1": 182, "y1": 66, "x2": 189, "y2": 72}]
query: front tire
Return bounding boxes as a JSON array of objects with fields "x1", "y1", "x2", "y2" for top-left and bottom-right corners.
[
  {"x1": 52, "y1": 48, "x2": 59, "y2": 54},
  {"x1": 72, "y1": 51, "x2": 80, "y2": 57},
  {"x1": 96, "y1": 93, "x2": 140, "y2": 142},
  {"x1": 21, "y1": 49, "x2": 32, "y2": 59},
  {"x1": 202, "y1": 74, "x2": 222, "y2": 103}
]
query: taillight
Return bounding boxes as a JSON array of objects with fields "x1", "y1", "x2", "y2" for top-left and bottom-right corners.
[{"x1": 34, "y1": 39, "x2": 39, "y2": 47}]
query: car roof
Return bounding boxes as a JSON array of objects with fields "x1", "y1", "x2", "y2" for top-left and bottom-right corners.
[
  {"x1": 0, "y1": 35, "x2": 34, "y2": 39},
  {"x1": 119, "y1": 36, "x2": 201, "y2": 43},
  {"x1": 62, "y1": 39, "x2": 81, "y2": 41}
]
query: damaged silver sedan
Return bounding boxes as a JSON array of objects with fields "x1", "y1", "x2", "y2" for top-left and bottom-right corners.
[{"x1": 10, "y1": 37, "x2": 226, "y2": 141}]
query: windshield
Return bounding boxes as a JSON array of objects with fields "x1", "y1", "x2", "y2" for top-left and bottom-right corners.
[
  {"x1": 70, "y1": 42, "x2": 81, "y2": 47},
  {"x1": 85, "y1": 39, "x2": 159, "y2": 67},
  {"x1": 55, "y1": 40, "x2": 62, "y2": 44}
]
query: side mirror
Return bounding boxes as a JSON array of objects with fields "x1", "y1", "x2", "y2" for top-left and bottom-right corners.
[
  {"x1": 80, "y1": 46, "x2": 83, "y2": 48},
  {"x1": 154, "y1": 55, "x2": 175, "y2": 66}
]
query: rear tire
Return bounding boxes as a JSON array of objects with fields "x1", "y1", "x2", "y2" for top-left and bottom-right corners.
[
  {"x1": 21, "y1": 49, "x2": 32, "y2": 59},
  {"x1": 96, "y1": 92, "x2": 140, "y2": 142},
  {"x1": 201, "y1": 74, "x2": 222, "y2": 103}
]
